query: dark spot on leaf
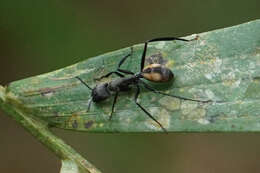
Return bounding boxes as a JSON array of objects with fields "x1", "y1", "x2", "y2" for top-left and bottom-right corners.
[
  {"x1": 84, "y1": 120, "x2": 94, "y2": 129},
  {"x1": 232, "y1": 124, "x2": 236, "y2": 128}
]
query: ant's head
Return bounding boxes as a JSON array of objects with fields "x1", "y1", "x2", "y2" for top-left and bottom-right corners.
[{"x1": 91, "y1": 83, "x2": 110, "y2": 102}]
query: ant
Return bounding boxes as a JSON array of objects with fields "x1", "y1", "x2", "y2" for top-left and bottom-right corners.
[{"x1": 76, "y1": 37, "x2": 211, "y2": 132}]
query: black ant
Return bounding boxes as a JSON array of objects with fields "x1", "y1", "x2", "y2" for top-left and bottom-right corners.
[{"x1": 76, "y1": 37, "x2": 211, "y2": 132}]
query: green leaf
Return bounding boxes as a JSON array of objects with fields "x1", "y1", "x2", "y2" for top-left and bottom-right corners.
[
  {"x1": 2, "y1": 19, "x2": 260, "y2": 133},
  {"x1": 0, "y1": 87, "x2": 101, "y2": 173},
  {"x1": 60, "y1": 160, "x2": 93, "y2": 173}
]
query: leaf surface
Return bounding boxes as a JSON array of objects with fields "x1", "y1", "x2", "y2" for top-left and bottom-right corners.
[{"x1": 6, "y1": 20, "x2": 260, "y2": 132}]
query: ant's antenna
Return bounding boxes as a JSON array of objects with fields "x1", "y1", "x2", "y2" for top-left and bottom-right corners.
[{"x1": 75, "y1": 76, "x2": 92, "y2": 90}]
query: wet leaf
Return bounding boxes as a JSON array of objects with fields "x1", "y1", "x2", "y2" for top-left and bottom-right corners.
[{"x1": 3, "y1": 20, "x2": 260, "y2": 133}]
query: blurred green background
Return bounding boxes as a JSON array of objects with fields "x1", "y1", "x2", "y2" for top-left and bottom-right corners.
[{"x1": 0, "y1": 1, "x2": 260, "y2": 173}]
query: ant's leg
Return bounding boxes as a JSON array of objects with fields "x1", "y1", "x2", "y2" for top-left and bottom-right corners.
[
  {"x1": 140, "y1": 80, "x2": 212, "y2": 103},
  {"x1": 95, "y1": 47, "x2": 134, "y2": 80},
  {"x1": 118, "y1": 47, "x2": 133, "y2": 68},
  {"x1": 75, "y1": 77, "x2": 94, "y2": 111},
  {"x1": 140, "y1": 37, "x2": 195, "y2": 71},
  {"x1": 117, "y1": 69, "x2": 134, "y2": 75},
  {"x1": 76, "y1": 76, "x2": 92, "y2": 90},
  {"x1": 109, "y1": 92, "x2": 119, "y2": 120},
  {"x1": 87, "y1": 98, "x2": 92, "y2": 112},
  {"x1": 134, "y1": 85, "x2": 167, "y2": 133},
  {"x1": 95, "y1": 71, "x2": 124, "y2": 80},
  {"x1": 117, "y1": 47, "x2": 135, "y2": 75}
]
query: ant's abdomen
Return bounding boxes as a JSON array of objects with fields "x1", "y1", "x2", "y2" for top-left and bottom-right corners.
[{"x1": 142, "y1": 64, "x2": 174, "y2": 82}]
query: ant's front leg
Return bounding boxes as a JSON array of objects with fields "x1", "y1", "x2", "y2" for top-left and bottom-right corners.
[
  {"x1": 95, "y1": 47, "x2": 134, "y2": 80},
  {"x1": 117, "y1": 47, "x2": 135, "y2": 75},
  {"x1": 109, "y1": 91, "x2": 119, "y2": 120}
]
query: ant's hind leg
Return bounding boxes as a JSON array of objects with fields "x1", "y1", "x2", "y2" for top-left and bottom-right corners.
[
  {"x1": 134, "y1": 85, "x2": 167, "y2": 133},
  {"x1": 140, "y1": 81, "x2": 212, "y2": 103}
]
